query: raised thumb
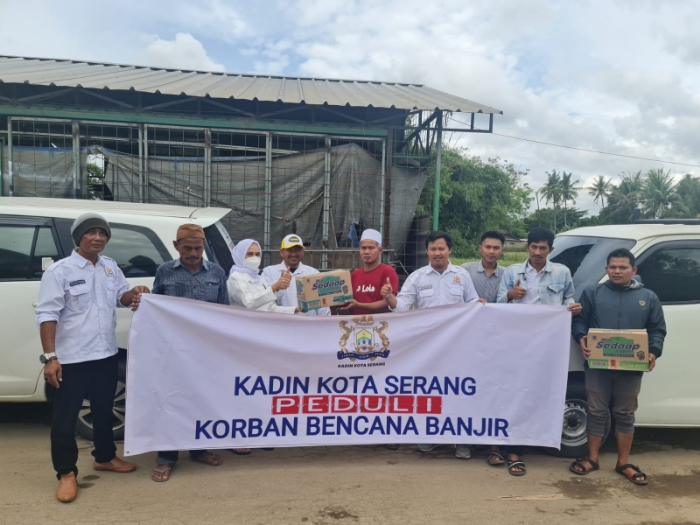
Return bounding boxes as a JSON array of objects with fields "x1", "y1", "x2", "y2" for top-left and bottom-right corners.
[{"x1": 515, "y1": 279, "x2": 521, "y2": 288}]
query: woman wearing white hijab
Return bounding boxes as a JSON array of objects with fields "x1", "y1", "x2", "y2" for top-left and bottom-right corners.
[{"x1": 227, "y1": 239, "x2": 299, "y2": 314}]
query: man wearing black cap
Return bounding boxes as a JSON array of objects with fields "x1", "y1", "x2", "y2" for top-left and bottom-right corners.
[{"x1": 36, "y1": 213, "x2": 150, "y2": 503}]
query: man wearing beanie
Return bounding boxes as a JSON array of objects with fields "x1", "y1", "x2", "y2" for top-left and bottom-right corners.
[
  {"x1": 36, "y1": 213, "x2": 150, "y2": 503},
  {"x1": 150, "y1": 223, "x2": 229, "y2": 481},
  {"x1": 261, "y1": 234, "x2": 331, "y2": 316}
]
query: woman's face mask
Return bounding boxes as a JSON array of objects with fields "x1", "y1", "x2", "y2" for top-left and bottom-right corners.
[{"x1": 243, "y1": 256, "x2": 261, "y2": 271}]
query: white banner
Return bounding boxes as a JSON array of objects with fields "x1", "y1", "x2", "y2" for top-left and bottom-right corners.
[{"x1": 124, "y1": 295, "x2": 571, "y2": 456}]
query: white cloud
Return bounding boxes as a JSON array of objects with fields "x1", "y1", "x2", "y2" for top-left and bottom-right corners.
[
  {"x1": 3, "y1": 0, "x2": 700, "y2": 214},
  {"x1": 140, "y1": 33, "x2": 225, "y2": 72},
  {"x1": 174, "y1": 0, "x2": 252, "y2": 43}
]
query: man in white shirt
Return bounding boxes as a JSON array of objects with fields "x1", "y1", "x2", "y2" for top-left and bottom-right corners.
[
  {"x1": 382, "y1": 230, "x2": 484, "y2": 460},
  {"x1": 261, "y1": 234, "x2": 331, "y2": 316},
  {"x1": 36, "y1": 213, "x2": 149, "y2": 503}
]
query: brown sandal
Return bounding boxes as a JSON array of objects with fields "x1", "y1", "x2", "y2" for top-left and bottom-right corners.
[
  {"x1": 151, "y1": 465, "x2": 172, "y2": 482},
  {"x1": 192, "y1": 452, "x2": 223, "y2": 466}
]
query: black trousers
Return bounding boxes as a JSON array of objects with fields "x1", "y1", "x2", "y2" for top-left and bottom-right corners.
[{"x1": 51, "y1": 354, "x2": 118, "y2": 479}]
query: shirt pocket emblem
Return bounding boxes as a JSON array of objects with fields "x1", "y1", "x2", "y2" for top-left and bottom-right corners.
[
  {"x1": 67, "y1": 285, "x2": 91, "y2": 311},
  {"x1": 639, "y1": 300, "x2": 646, "y2": 307}
]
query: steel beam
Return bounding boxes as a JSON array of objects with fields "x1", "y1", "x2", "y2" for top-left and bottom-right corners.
[
  {"x1": 72, "y1": 121, "x2": 80, "y2": 198},
  {"x1": 7, "y1": 117, "x2": 12, "y2": 196},
  {"x1": 263, "y1": 132, "x2": 273, "y2": 267},
  {"x1": 0, "y1": 105, "x2": 389, "y2": 137},
  {"x1": 0, "y1": 135, "x2": 4, "y2": 197},
  {"x1": 379, "y1": 138, "x2": 386, "y2": 239},
  {"x1": 432, "y1": 111, "x2": 443, "y2": 231},
  {"x1": 322, "y1": 136, "x2": 331, "y2": 270},
  {"x1": 137, "y1": 124, "x2": 144, "y2": 203},
  {"x1": 204, "y1": 128, "x2": 212, "y2": 206},
  {"x1": 143, "y1": 124, "x2": 149, "y2": 202}
]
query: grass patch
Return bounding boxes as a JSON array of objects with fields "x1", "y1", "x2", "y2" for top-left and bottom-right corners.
[{"x1": 452, "y1": 252, "x2": 529, "y2": 266}]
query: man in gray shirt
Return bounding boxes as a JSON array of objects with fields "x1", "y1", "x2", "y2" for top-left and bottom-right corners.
[
  {"x1": 461, "y1": 231, "x2": 506, "y2": 303},
  {"x1": 462, "y1": 231, "x2": 512, "y2": 472}
]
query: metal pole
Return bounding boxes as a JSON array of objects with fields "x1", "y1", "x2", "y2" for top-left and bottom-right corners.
[
  {"x1": 137, "y1": 124, "x2": 144, "y2": 203},
  {"x1": 322, "y1": 136, "x2": 331, "y2": 270},
  {"x1": 379, "y1": 138, "x2": 386, "y2": 239},
  {"x1": 204, "y1": 128, "x2": 212, "y2": 206},
  {"x1": 0, "y1": 135, "x2": 4, "y2": 197},
  {"x1": 432, "y1": 110, "x2": 443, "y2": 231},
  {"x1": 263, "y1": 132, "x2": 273, "y2": 267},
  {"x1": 143, "y1": 124, "x2": 149, "y2": 202},
  {"x1": 7, "y1": 117, "x2": 13, "y2": 197},
  {"x1": 72, "y1": 121, "x2": 81, "y2": 199}
]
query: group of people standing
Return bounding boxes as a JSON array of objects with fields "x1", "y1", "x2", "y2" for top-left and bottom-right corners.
[{"x1": 36, "y1": 214, "x2": 666, "y2": 503}]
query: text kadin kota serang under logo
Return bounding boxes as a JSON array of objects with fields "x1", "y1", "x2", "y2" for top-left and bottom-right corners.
[{"x1": 338, "y1": 316, "x2": 391, "y2": 361}]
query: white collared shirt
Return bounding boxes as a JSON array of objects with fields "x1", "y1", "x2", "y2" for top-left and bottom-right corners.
[
  {"x1": 523, "y1": 261, "x2": 545, "y2": 304},
  {"x1": 261, "y1": 261, "x2": 331, "y2": 316},
  {"x1": 391, "y1": 263, "x2": 479, "y2": 311},
  {"x1": 36, "y1": 250, "x2": 130, "y2": 364}
]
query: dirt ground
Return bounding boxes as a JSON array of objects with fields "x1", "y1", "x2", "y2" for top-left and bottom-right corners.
[{"x1": 1, "y1": 404, "x2": 699, "y2": 525}]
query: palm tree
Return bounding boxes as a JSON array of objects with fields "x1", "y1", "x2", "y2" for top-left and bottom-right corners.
[
  {"x1": 560, "y1": 171, "x2": 581, "y2": 228},
  {"x1": 641, "y1": 168, "x2": 678, "y2": 219},
  {"x1": 605, "y1": 171, "x2": 644, "y2": 223},
  {"x1": 587, "y1": 175, "x2": 613, "y2": 209},
  {"x1": 539, "y1": 170, "x2": 562, "y2": 232}
]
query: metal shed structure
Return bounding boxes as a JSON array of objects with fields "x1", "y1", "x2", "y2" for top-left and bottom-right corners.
[{"x1": 0, "y1": 55, "x2": 501, "y2": 271}]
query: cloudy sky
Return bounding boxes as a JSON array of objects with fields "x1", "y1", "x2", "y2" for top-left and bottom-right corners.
[{"x1": 2, "y1": 0, "x2": 699, "y2": 213}]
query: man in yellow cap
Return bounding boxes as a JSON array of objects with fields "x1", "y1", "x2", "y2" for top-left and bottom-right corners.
[
  {"x1": 261, "y1": 234, "x2": 331, "y2": 316},
  {"x1": 150, "y1": 223, "x2": 228, "y2": 482}
]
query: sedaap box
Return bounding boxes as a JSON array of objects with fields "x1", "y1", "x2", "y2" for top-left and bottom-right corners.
[
  {"x1": 587, "y1": 329, "x2": 650, "y2": 372},
  {"x1": 296, "y1": 269, "x2": 354, "y2": 310}
]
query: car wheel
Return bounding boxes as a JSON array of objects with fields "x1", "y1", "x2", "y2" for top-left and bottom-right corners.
[
  {"x1": 545, "y1": 381, "x2": 590, "y2": 458},
  {"x1": 75, "y1": 357, "x2": 127, "y2": 441}
]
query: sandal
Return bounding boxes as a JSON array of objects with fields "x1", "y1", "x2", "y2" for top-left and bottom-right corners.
[
  {"x1": 486, "y1": 451, "x2": 505, "y2": 466},
  {"x1": 615, "y1": 464, "x2": 648, "y2": 485},
  {"x1": 229, "y1": 448, "x2": 251, "y2": 456},
  {"x1": 570, "y1": 457, "x2": 600, "y2": 476},
  {"x1": 151, "y1": 465, "x2": 172, "y2": 482},
  {"x1": 192, "y1": 452, "x2": 223, "y2": 467},
  {"x1": 507, "y1": 460, "x2": 526, "y2": 476}
]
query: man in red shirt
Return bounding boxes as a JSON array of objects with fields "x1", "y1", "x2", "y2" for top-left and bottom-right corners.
[
  {"x1": 339, "y1": 229, "x2": 399, "y2": 315},
  {"x1": 339, "y1": 228, "x2": 400, "y2": 450}
]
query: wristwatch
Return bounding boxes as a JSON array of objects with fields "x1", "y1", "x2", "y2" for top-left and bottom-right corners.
[{"x1": 39, "y1": 353, "x2": 57, "y2": 364}]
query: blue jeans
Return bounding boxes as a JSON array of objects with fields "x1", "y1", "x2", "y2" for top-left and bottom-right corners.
[{"x1": 157, "y1": 450, "x2": 207, "y2": 466}]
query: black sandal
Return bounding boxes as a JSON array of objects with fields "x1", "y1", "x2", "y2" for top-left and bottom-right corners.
[
  {"x1": 570, "y1": 457, "x2": 600, "y2": 476},
  {"x1": 615, "y1": 464, "x2": 648, "y2": 485},
  {"x1": 507, "y1": 460, "x2": 526, "y2": 476},
  {"x1": 486, "y1": 451, "x2": 505, "y2": 466}
]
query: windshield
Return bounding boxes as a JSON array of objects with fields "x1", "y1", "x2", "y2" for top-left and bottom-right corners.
[{"x1": 549, "y1": 236, "x2": 636, "y2": 300}]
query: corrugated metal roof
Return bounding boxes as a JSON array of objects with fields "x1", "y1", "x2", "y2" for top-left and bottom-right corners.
[{"x1": 0, "y1": 55, "x2": 502, "y2": 114}]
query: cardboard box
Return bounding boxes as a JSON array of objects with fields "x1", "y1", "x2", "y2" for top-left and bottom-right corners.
[
  {"x1": 587, "y1": 329, "x2": 650, "y2": 372},
  {"x1": 296, "y1": 270, "x2": 353, "y2": 310}
]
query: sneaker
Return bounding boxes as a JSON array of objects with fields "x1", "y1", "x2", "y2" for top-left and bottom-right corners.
[
  {"x1": 455, "y1": 445, "x2": 472, "y2": 459},
  {"x1": 417, "y1": 444, "x2": 441, "y2": 452}
]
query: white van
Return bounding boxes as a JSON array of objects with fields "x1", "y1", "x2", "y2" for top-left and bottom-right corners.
[
  {"x1": 551, "y1": 220, "x2": 700, "y2": 456},
  {"x1": 0, "y1": 197, "x2": 233, "y2": 439}
]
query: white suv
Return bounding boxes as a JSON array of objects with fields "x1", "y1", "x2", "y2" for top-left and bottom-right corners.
[
  {"x1": 550, "y1": 220, "x2": 700, "y2": 456},
  {"x1": 0, "y1": 197, "x2": 233, "y2": 439}
]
